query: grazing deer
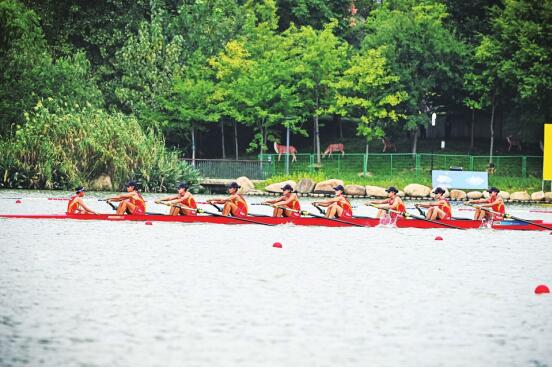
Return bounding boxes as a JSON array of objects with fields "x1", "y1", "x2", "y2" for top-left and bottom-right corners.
[
  {"x1": 322, "y1": 143, "x2": 345, "y2": 158},
  {"x1": 381, "y1": 137, "x2": 397, "y2": 152},
  {"x1": 506, "y1": 135, "x2": 522, "y2": 152},
  {"x1": 273, "y1": 142, "x2": 297, "y2": 162}
]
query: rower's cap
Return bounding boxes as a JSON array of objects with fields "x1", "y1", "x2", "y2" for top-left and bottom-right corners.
[
  {"x1": 433, "y1": 187, "x2": 446, "y2": 194},
  {"x1": 76, "y1": 186, "x2": 85, "y2": 193},
  {"x1": 178, "y1": 182, "x2": 189, "y2": 189},
  {"x1": 281, "y1": 184, "x2": 294, "y2": 192},
  {"x1": 385, "y1": 186, "x2": 399, "y2": 194},
  {"x1": 333, "y1": 185, "x2": 345, "y2": 192},
  {"x1": 126, "y1": 180, "x2": 138, "y2": 188},
  {"x1": 488, "y1": 186, "x2": 500, "y2": 194},
  {"x1": 227, "y1": 181, "x2": 241, "y2": 189}
]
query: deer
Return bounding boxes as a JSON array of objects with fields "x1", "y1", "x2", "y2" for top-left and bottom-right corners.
[
  {"x1": 273, "y1": 142, "x2": 297, "y2": 162},
  {"x1": 381, "y1": 137, "x2": 397, "y2": 152},
  {"x1": 322, "y1": 143, "x2": 345, "y2": 158},
  {"x1": 506, "y1": 135, "x2": 522, "y2": 152}
]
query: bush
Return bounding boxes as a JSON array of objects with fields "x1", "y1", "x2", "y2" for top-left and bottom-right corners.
[{"x1": 0, "y1": 99, "x2": 199, "y2": 191}]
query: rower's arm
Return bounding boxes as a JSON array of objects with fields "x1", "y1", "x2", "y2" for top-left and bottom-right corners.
[
  {"x1": 109, "y1": 193, "x2": 133, "y2": 201},
  {"x1": 207, "y1": 197, "x2": 228, "y2": 204},
  {"x1": 274, "y1": 196, "x2": 293, "y2": 207},
  {"x1": 157, "y1": 195, "x2": 178, "y2": 202},
  {"x1": 367, "y1": 199, "x2": 387, "y2": 205},
  {"x1": 78, "y1": 198, "x2": 98, "y2": 214},
  {"x1": 313, "y1": 198, "x2": 338, "y2": 207},
  {"x1": 264, "y1": 196, "x2": 284, "y2": 205},
  {"x1": 481, "y1": 198, "x2": 501, "y2": 207},
  {"x1": 467, "y1": 198, "x2": 485, "y2": 204}
]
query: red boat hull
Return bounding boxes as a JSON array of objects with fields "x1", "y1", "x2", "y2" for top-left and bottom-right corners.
[{"x1": 0, "y1": 213, "x2": 550, "y2": 230}]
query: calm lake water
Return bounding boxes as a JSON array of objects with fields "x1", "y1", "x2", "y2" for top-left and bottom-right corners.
[{"x1": 1, "y1": 190, "x2": 551, "y2": 366}]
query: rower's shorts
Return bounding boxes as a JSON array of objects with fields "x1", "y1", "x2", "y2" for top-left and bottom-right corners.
[
  {"x1": 232, "y1": 208, "x2": 247, "y2": 217},
  {"x1": 338, "y1": 209, "x2": 353, "y2": 218}
]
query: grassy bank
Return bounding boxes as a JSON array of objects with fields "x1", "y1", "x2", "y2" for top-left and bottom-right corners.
[{"x1": 255, "y1": 172, "x2": 544, "y2": 194}]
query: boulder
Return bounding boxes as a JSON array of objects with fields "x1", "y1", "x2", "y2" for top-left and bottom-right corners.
[
  {"x1": 398, "y1": 190, "x2": 405, "y2": 197},
  {"x1": 265, "y1": 180, "x2": 297, "y2": 194},
  {"x1": 90, "y1": 174, "x2": 112, "y2": 191},
  {"x1": 297, "y1": 178, "x2": 316, "y2": 194},
  {"x1": 404, "y1": 183, "x2": 431, "y2": 197},
  {"x1": 236, "y1": 176, "x2": 255, "y2": 194},
  {"x1": 431, "y1": 187, "x2": 450, "y2": 198},
  {"x1": 345, "y1": 184, "x2": 366, "y2": 196},
  {"x1": 483, "y1": 191, "x2": 490, "y2": 199},
  {"x1": 314, "y1": 179, "x2": 344, "y2": 193},
  {"x1": 467, "y1": 191, "x2": 483, "y2": 200},
  {"x1": 531, "y1": 191, "x2": 545, "y2": 201},
  {"x1": 544, "y1": 191, "x2": 552, "y2": 202},
  {"x1": 450, "y1": 189, "x2": 467, "y2": 201},
  {"x1": 500, "y1": 191, "x2": 510, "y2": 200},
  {"x1": 365, "y1": 185, "x2": 387, "y2": 198},
  {"x1": 510, "y1": 191, "x2": 530, "y2": 201}
]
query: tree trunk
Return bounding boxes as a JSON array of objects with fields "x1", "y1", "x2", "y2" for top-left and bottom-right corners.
[
  {"x1": 314, "y1": 114, "x2": 321, "y2": 165},
  {"x1": 234, "y1": 120, "x2": 239, "y2": 160},
  {"x1": 411, "y1": 125, "x2": 419, "y2": 158},
  {"x1": 470, "y1": 109, "x2": 475, "y2": 152},
  {"x1": 338, "y1": 116, "x2": 343, "y2": 140},
  {"x1": 489, "y1": 95, "x2": 496, "y2": 163},
  {"x1": 220, "y1": 119, "x2": 226, "y2": 159},
  {"x1": 191, "y1": 123, "x2": 196, "y2": 167}
]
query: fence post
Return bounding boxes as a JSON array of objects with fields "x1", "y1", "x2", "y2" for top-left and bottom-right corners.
[
  {"x1": 415, "y1": 154, "x2": 420, "y2": 175},
  {"x1": 390, "y1": 154, "x2": 393, "y2": 176},
  {"x1": 309, "y1": 154, "x2": 314, "y2": 173},
  {"x1": 522, "y1": 156, "x2": 527, "y2": 178},
  {"x1": 337, "y1": 155, "x2": 341, "y2": 176},
  {"x1": 363, "y1": 153, "x2": 368, "y2": 176},
  {"x1": 469, "y1": 156, "x2": 474, "y2": 171}
]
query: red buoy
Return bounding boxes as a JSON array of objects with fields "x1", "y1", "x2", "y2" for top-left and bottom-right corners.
[
  {"x1": 145, "y1": 221, "x2": 153, "y2": 225},
  {"x1": 435, "y1": 236, "x2": 443, "y2": 241},
  {"x1": 15, "y1": 200, "x2": 21, "y2": 204},
  {"x1": 535, "y1": 285, "x2": 550, "y2": 294},
  {"x1": 273, "y1": 242, "x2": 282, "y2": 248}
]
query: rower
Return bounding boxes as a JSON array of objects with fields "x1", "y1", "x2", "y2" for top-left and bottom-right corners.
[
  {"x1": 107, "y1": 181, "x2": 146, "y2": 215},
  {"x1": 415, "y1": 187, "x2": 451, "y2": 220},
  {"x1": 207, "y1": 182, "x2": 248, "y2": 217},
  {"x1": 66, "y1": 187, "x2": 97, "y2": 214},
  {"x1": 155, "y1": 182, "x2": 197, "y2": 216},
  {"x1": 368, "y1": 186, "x2": 406, "y2": 218},
  {"x1": 312, "y1": 185, "x2": 352, "y2": 219},
  {"x1": 467, "y1": 186, "x2": 505, "y2": 220},
  {"x1": 262, "y1": 184, "x2": 301, "y2": 217}
]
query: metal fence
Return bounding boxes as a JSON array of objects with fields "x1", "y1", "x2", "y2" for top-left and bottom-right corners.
[{"x1": 186, "y1": 154, "x2": 543, "y2": 179}]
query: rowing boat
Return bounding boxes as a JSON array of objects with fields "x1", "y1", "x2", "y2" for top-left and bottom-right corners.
[{"x1": 1, "y1": 213, "x2": 550, "y2": 230}]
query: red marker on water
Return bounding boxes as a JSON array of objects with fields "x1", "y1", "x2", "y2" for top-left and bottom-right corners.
[
  {"x1": 273, "y1": 242, "x2": 282, "y2": 248},
  {"x1": 535, "y1": 285, "x2": 550, "y2": 294},
  {"x1": 435, "y1": 236, "x2": 443, "y2": 241}
]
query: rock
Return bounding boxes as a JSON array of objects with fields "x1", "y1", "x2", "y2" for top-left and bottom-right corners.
[
  {"x1": 398, "y1": 190, "x2": 405, "y2": 197},
  {"x1": 314, "y1": 179, "x2": 344, "y2": 193},
  {"x1": 467, "y1": 191, "x2": 483, "y2": 199},
  {"x1": 404, "y1": 183, "x2": 431, "y2": 197},
  {"x1": 531, "y1": 191, "x2": 545, "y2": 201},
  {"x1": 450, "y1": 189, "x2": 467, "y2": 201},
  {"x1": 500, "y1": 191, "x2": 510, "y2": 200},
  {"x1": 483, "y1": 191, "x2": 490, "y2": 199},
  {"x1": 544, "y1": 192, "x2": 552, "y2": 202},
  {"x1": 365, "y1": 185, "x2": 388, "y2": 198},
  {"x1": 345, "y1": 185, "x2": 366, "y2": 196},
  {"x1": 297, "y1": 178, "x2": 316, "y2": 193},
  {"x1": 510, "y1": 191, "x2": 530, "y2": 201},
  {"x1": 431, "y1": 187, "x2": 450, "y2": 198},
  {"x1": 236, "y1": 176, "x2": 255, "y2": 194},
  {"x1": 265, "y1": 180, "x2": 297, "y2": 194},
  {"x1": 90, "y1": 174, "x2": 112, "y2": 191}
]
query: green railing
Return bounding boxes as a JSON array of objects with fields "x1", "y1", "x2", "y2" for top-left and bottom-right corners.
[{"x1": 258, "y1": 153, "x2": 543, "y2": 179}]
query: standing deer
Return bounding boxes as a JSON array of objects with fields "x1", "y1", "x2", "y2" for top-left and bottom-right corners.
[
  {"x1": 381, "y1": 137, "x2": 397, "y2": 152},
  {"x1": 322, "y1": 143, "x2": 345, "y2": 158},
  {"x1": 506, "y1": 135, "x2": 522, "y2": 152},
  {"x1": 273, "y1": 142, "x2": 297, "y2": 162}
]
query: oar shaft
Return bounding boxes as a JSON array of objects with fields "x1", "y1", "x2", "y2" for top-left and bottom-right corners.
[{"x1": 161, "y1": 202, "x2": 274, "y2": 226}]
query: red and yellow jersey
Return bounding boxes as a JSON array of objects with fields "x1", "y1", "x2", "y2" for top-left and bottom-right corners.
[
  {"x1": 488, "y1": 196, "x2": 505, "y2": 219},
  {"x1": 129, "y1": 191, "x2": 146, "y2": 214},
  {"x1": 337, "y1": 195, "x2": 352, "y2": 218},
  {"x1": 388, "y1": 197, "x2": 406, "y2": 218},
  {"x1": 285, "y1": 194, "x2": 301, "y2": 211},
  {"x1": 66, "y1": 195, "x2": 81, "y2": 214},
  {"x1": 438, "y1": 199, "x2": 452, "y2": 219},
  {"x1": 179, "y1": 195, "x2": 197, "y2": 209},
  {"x1": 231, "y1": 195, "x2": 248, "y2": 216}
]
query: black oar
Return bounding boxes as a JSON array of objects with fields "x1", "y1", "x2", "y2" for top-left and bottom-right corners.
[
  {"x1": 370, "y1": 204, "x2": 464, "y2": 230},
  {"x1": 98, "y1": 199, "x2": 117, "y2": 211},
  {"x1": 466, "y1": 204, "x2": 552, "y2": 231},
  {"x1": 261, "y1": 204, "x2": 365, "y2": 227},
  {"x1": 160, "y1": 202, "x2": 275, "y2": 227}
]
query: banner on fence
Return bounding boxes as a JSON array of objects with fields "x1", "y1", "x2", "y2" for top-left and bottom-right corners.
[
  {"x1": 544, "y1": 124, "x2": 552, "y2": 180},
  {"x1": 432, "y1": 170, "x2": 488, "y2": 189}
]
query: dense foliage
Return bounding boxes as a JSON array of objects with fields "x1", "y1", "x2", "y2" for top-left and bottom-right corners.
[{"x1": 0, "y1": 0, "x2": 550, "y2": 189}]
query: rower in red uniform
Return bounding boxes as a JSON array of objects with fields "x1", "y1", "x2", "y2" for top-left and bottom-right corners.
[
  {"x1": 368, "y1": 186, "x2": 406, "y2": 219},
  {"x1": 467, "y1": 186, "x2": 505, "y2": 220},
  {"x1": 66, "y1": 186, "x2": 97, "y2": 214},
  {"x1": 156, "y1": 182, "x2": 197, "y2": 216},
  {"x1": 312, "y1": 185, "x2": 353, "y2": 219},
  {"x1": 263, "y1": 184, "x2": 301, "y2": 217},
  {"x1": 415, "y1": 187, "x2": 452, "y2": 220},
  {"x1": 207, "y1": 182, "x2": 248, "y2": 217},
  {"x1": 107, "y1": 181, "x2": 146, "y2": 215}
]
